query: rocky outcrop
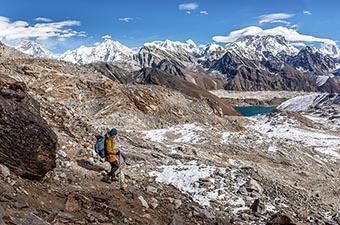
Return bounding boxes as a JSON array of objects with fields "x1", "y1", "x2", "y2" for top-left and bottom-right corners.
[
  {"x1": 287, "y1": 46, "x2": 336, "y2": 74},
  {"x1": 87, "y1": 62, "x2": 134, "y2": 84},
  {"x1": 131, "y1": 68, "x2": 239, "y2": 116},
  {"x1": 156, "y1": 59, "x2": 184, "y2": 76},
  {"x1": 267, "y1": 213, "x2": 298, "y2": 225},
  {"x1": 134, "y1": 44, "x2": 195, "y2": 78},
  {"x1": 211, "y1": 51, "x2": 314, "y2": 91},
  {"x1": 201, "y1": 37, "x2": 340, "y2": 92},
  {"x1": 208, "y1": 49, "x2": 340, "y2": 92},
  {"x1": 0, "y1": 73, "x2": 57, "y2": 179}
]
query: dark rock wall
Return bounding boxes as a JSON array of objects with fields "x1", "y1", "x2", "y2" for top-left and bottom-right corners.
[{"x1": 0, "y1": 74, "x2": 57, "y2": 179}]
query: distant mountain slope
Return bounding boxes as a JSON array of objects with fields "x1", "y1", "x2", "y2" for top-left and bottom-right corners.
[
  {"x1": 287, "y1": 46, "x2": 336, "y2": 74},
  {"x1": 88, "y1": 62, "x2": 239, "y2": 116},
  {"x1": 16, "y1": 40, "x2": 54, "y2": 58},
  {"x1": 60, "y1": 39, "x2": 140, "y2": 70},
  {"x1": 225, "y1": 35, "x2": 298, "y2": 60},
  {"x1": 13, "y1": 35, "x2": 340, "y2": 93},
  {"x1": 87, "y1": 62, "x2": 135, "y2": 84},
  {"x1": 131, "y1": 68, "x2": 240, "y2": 116}
]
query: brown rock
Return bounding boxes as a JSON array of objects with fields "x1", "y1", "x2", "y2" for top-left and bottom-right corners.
[
  {"x1": 267, "y1": 213, "x2": 296, "y2": 225},
  {"x1": 149, "y1": 197, "x2": 159, "y2": 209},
  {"x1": 65, "y1": 196, "x2": 80, "y2": 212},
  {"x1": 169, "y1": 216, "x2": 184, "y2": 225},
  {"x1": 15, "y1": 195, "x2": 29, "y2": 209},
  {"x1": 4, "y1": 211, "x2": 50, "y2": 225},
  {"x1": 97, "y1": 214, "x2": 109, "y2": 223},
  {"x1": 91, "y1": 193, "x2": 110, "y2": 202},
  {"x1": 142, "y1": 214, "x2": 152, "y2": 220},
  {"x1": 58, "y1": 211, "x2": 75, "y2": 221},
  {"x1": 0, "y1": 74, "x2": 57, "y2": 179}
]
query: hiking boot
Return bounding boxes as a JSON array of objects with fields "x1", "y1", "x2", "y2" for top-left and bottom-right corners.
[
  {"x1": 101, "y1": 176, "x2": 112, "y2": 184},
  {"x1": 110, "y1": 176, "x2": 118, "y2": 182}
]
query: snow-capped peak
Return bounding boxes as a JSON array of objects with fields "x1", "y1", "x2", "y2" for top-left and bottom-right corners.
[
  {"x1": 100, "y1": 39, "x2": 135, "y2": 55},
  {"x1": 199, "y1": 43, "x2": 227, "y2": 61},
  {"x1": 320, "y1": 42, "x2": 340, "y2": 58},
  {"x1": 144, "y1": 39, "x2": 200, "y2": 55},
  {"x1": 59, "y1": 39, "x2": 135, "y2": 65},
  {"x1": 229, "y1": 35, "x2": 299, "y2": 57},
  {"x1": 16, "y1": 40, "x2": 54, "y2": 58},
  {"x1": 203, "y1": 43, "x2": 224, "y2": 54},
  {"x1": 185, "y1": 39, "x2": 197, "y2": 47}
]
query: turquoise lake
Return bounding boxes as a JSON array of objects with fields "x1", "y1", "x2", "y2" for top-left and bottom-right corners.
[{"x1": 234, "y1": 106, "x2": 276, "y2": 116}]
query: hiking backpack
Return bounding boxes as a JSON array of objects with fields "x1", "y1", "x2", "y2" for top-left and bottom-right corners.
[{"x1": 94, "y1": 135, "x2": 105, "y2": 158}]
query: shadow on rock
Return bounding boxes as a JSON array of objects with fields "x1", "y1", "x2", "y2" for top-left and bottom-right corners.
[{"x1": 76, "y1": 159, "x2": 104, "y2": 172}]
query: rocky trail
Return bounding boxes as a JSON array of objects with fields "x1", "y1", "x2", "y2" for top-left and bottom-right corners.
[
  {"x1": 0, "y1": 171, "x2": 215, "y2": 225},
  {"x1": 0, "y1": 44, "x2": 340, "y2": 225}
]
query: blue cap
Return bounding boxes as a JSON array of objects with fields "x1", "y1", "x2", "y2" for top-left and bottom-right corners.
[{"x1": 109, "y1": 128, "x2": 118, "y2": 136}]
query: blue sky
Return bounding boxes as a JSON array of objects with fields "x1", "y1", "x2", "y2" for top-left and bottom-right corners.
[{"x1": 0, "y1": 0, "x2": 339, "y2": 53}]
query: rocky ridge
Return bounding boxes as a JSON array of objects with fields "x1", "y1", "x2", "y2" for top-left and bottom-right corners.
[{"x1": 14, "y1": 36, "x2": 340, "y2": 92}]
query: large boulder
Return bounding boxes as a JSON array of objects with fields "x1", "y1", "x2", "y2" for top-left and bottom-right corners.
[{"x1": 0, "y1": 73, "x2": 57, "y2": 179}]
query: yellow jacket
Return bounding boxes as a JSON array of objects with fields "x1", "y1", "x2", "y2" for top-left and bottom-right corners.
[{"x1": 105, "y1": 136, "x2": 118, "y2": 162}]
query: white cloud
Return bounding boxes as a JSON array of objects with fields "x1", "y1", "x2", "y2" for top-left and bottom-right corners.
[
  {"x1": 118, "y1": 17, "x2": 133, "y2": 23},
  {"x1": 102, "y1": 34, "x2": 111, "y2": 39},
  {"x1": 213, "y1": 26, "x2": 335, "y2": 44},
  {"x1": 200, "y1": 10, "x2": 208, "y2": 15},
  {"x1": 35, "y1": 17, "x2": 53, "y2": 22},
  {"x1": 213, "y1": 26, "x2": 263, "y2": 42},
  {"x1": 179, "y1": 3, "x2": 199, "y2": 11},
  {"x1": 0, "y1": 16, "x2": 84, "y2": 41},
  {"x1": 291, "y1": 42, "x2": 307, "y2": 48},
  {"x1": 303, "y1": 11, "x2": 312, "y2": 15},
  {"x1": 258, "y1": 13, "x2": 294, "y2": 24},
  {"x1": 290, "y1": 24, "x2": 299, "y2": 29}
]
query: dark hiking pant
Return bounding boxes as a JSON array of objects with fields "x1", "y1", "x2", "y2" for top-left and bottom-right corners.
[{"x1": 108, "y1": 160, "x2": 119, "y2": 179}]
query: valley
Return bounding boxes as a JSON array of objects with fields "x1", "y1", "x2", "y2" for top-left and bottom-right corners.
[{"x1": 0, "y1": 33, "x2": 340, "y2": 225}]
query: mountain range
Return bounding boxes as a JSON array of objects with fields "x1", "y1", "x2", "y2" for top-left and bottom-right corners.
[
  {"x1": 2, "y1": 35, "x2": 340, "y2": 225},
  {"x1": 13, "y1": 35, "x2": 340, "y2": 92}
]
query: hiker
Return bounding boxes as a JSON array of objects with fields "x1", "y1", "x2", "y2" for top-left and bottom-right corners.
[
  {"x1": 95, "y1": 127, "x2": 129, "y2": 184},
  {"x1": 102, "y1": 128, "x2": 119, "y2": 183}
]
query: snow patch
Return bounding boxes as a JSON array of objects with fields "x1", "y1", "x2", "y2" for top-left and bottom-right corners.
[
  {"x1": 142, "y1": 123, "x2": 204, "y2": 144},
  {"x1": 316, "y1": 75, "x2": 330, "y2": 87},
  {"x1": 268, "y1": 145, "x2": 278, "y2": 153},
  {"x1": 249, "y1": 114, "x2": 340, "y2": 159},
  {"x1": 220, "y1": 132, "x2": 231, "y2": 144},
  {"x1": 278, "y1": 94, "x2": 319, "y2": 112},
  {"x1": 143, "y1": 128, "x2": 168, "y2": 142},
  {"x1": 149, "y1": 163, "x2": 216, "y2": 206},
  {"x1": 149, "y1": 162, "x2": 255, "y2": 211}
]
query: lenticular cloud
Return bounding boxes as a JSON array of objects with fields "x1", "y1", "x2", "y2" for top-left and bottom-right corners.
[{"x1": 213, "y1": 26, "x2": 335, "y2": 44}]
